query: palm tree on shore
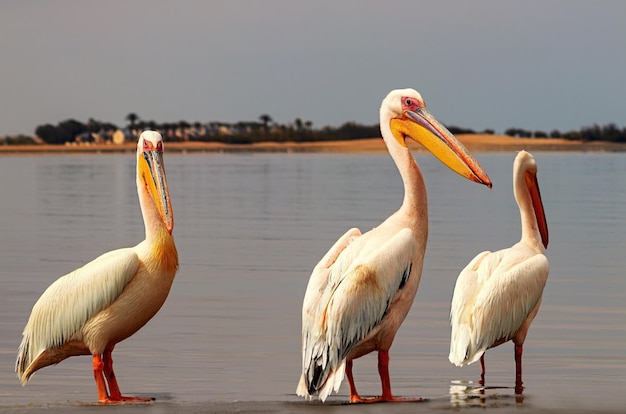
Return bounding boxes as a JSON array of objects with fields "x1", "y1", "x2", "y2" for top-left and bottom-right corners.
[
  {"x1": 259, "y1": 114, "x2": 273, "y2": 133},
  {"x1": 126, "y1": 113, "x2": 139, "y2": 129}
]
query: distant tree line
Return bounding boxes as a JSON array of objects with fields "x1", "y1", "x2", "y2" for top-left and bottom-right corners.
[
  {"x1": 503, "y1": 124, "x2": 626, "y2": 142},
  {"x1": 3, "y1": 113, "x2": 625, "y2": 145},
  {"x1": 33, "y1": 118, "x2": 117, "y2": 145},
  {"x1": 29, "y1": 114, "x2": 384, "y2": 145},
  {"x1": 1, "y1": 135, "x2": 37, "y2": 145}
]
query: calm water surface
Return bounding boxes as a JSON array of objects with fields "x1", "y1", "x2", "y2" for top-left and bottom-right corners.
[{"x1": 0, "y1": 151, "x2": 624, "y2": 412}]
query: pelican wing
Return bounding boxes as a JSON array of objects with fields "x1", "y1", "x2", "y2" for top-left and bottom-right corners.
[
  {"x1": 301, "y1": 227, "x2": 362, "y2": 324},
  {"x1": 297, "y1": 227, "x2": 360, "y2": 399},
  {"x1": 299, "y1": 227, "x2": 416, "y2": 401},
  {"x1": 16, "y1": 248, "x2": 139, "y2": 381},
  {"x1": 449, "y1": 246, "x2": 549, "y2": 366}
]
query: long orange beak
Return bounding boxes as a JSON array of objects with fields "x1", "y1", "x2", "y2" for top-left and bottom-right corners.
[
  {"x1": 390, "y1": 107, "x2": 492, "y2": 188},
  {"x1": 138, "y1": 139, "x2": 174, "y2": 234},
  {"x1": 525, "y1": 170, "x2": 548, "y2": 248}
]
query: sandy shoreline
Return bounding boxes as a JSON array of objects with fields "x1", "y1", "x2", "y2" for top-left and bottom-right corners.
[{"x1": 1, "y1": 134, "x2": 625, "y2": 155}]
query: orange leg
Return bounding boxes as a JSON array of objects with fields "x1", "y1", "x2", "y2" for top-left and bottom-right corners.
[
  {"x1": 94, "y1": 351, "x2": 152, "y2": 404},
  {"x1": 346, "y1": 360, "x2": 362, "y2": 403},
  {"x1": 348, "y1": 351, "x2": 423, "y2": 403},
  {"x1": 92, "y1": 355, "x2": 110, "y2": 403},
  {"x1": 102, "y1": 350, "x2": 122, "y2": 399}
]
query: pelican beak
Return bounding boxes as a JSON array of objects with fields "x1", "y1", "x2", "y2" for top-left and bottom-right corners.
[
  {"x1": 139, "y1": 140, "x2": 174, "y2": 234},
  {"x1": 390, "y1": 108, "x2": 492, "y2": 188},
  {"x1": 525, "y1": 170, "x2": 548, "y2": 248}
]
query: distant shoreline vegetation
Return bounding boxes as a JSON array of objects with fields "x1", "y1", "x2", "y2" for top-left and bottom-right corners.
[{"x1": 1, "y1": 113, "x2": 625, "y2": 145}]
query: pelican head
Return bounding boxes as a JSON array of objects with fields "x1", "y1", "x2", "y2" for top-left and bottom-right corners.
[
  {"x1": 514, "y1": 150, "x2": 548, "y2": 248},
  {"x1": 381, "y1": 88, "x2": 492, "y2": 188},
  {"x1": 137, "y1": 131, "x2": 174, "y2": 234}
]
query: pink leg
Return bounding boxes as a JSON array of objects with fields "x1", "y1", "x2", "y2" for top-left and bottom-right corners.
[
  {"x1": 479, "y1": 354, "x2": 486, "y2": 386},
  {"x1": 514, "y1": 344, "x2": 524, "y2": 394},
  {"x1": 100, "y1": 351, "x2": 153, "y2": 403}
]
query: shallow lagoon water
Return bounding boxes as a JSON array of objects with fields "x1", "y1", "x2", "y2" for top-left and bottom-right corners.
[{"x1": 0, "y1": 151, "x2": 624, "y2": 413}]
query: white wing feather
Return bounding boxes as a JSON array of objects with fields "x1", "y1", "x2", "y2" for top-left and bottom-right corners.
[
  {"x1": 297, "y1": 227, "x2": 361, "y2": 400},
  {"x1": 449, "y1": 245, "x2": 549, "y2": 366},
  {"x1": 301, "y1": 228, "x2": 362, "y2": 325},
  {"x1": 16, "y1": 248, "x2": 139, "y2": 380},
  {"x1": 298, "y1": 228, "x2": 415, "y2": 401}
]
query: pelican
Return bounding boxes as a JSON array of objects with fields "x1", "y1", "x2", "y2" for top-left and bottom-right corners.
[
  {"x1": 449, "y1": 150, "x2": 549, "y2": 394},
  {"x1": 16, "y1": 131, "x2": 178, "y2": 403},
  {"x1": 297, "y1": 88, "x2": 492, "y2": 403}
]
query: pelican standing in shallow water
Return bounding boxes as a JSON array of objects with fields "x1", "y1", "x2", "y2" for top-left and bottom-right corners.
[
  {"x1": 297, "y1": 88, "x2": 492, "y2": 403},
  {"x1": 16, "y1": 131, "x2": 178, "y2": 403},
  {"x1": 449, "y1": 150, "x2": 549, "y2": 394}
]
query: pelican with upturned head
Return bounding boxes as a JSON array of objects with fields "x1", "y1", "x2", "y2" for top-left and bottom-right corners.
[
  {"x1": 297, "y1": 88, "x2": 492, "y2": 403},
  {"x1": 449, "y1": 150, "x2": 549, "y2": 394},
  {"x1": 16, "y1": 131, "x2": 179, "y2": 404}
]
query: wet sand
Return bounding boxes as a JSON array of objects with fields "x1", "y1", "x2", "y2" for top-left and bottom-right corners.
[
  {"x1": 2, "y1": 134, "x2": 626, "y2": 155},
  {"x1": 4, "y1": 397, "x2": 624, "y2": 414}
]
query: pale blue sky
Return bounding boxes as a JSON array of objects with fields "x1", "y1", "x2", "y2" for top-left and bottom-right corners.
[{"x1": 1, "y1": 1, "x2": 625, "y2": 137}]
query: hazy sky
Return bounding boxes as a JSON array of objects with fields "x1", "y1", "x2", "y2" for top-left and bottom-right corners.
[{"x1": 1, "y1": 1, "x2": 625, "y2": 137}]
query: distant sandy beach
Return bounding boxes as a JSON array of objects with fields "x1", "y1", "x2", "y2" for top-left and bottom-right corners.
[{"x1": 1, "y1": 134, "x2": 625, "y2": 155}]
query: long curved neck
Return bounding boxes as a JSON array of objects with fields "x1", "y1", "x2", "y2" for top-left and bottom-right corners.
[
  {"x1": 381, "y1": 122, "x2": 428, "y2": 226},
  {"x1": 514, "y1": 171, "x2": 542, "y2": 250}
]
